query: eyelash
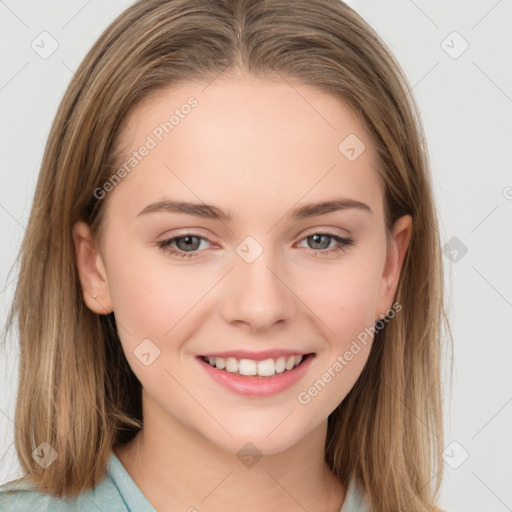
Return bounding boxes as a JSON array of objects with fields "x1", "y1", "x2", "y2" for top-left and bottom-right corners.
[{"x1": 157, "y1": 231, "x2": 354, "y2": 259}]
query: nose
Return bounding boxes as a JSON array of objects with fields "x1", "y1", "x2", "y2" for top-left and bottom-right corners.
[{"x1": 221, "y1": 245, "x2": 297, "y2": 333}]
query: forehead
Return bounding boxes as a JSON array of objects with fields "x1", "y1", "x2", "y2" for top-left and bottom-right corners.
[{"x1": 111, "y1": 74, "x2": 383, "y2": 223}]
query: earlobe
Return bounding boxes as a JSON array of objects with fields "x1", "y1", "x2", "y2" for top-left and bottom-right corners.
[
  {"x1": 72, "y1": 221, "x2": 113, "y2": 315},
  {"x1": 375, "y1": 214, "x2": 413, "y2": 321}
]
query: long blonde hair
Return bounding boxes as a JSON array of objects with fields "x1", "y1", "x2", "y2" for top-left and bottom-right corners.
[{"x1": 1, "y1": 1, "x2": 452, "y2": 510}]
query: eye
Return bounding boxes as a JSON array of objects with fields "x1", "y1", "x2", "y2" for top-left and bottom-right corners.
[
  {"x1": 157, "y1": 234, "x2": 212, "y2": 259},
  {"x1": 296, "y1": 231, "x2": 354, "y2": 256},
  {"x1": 157, "y1": 230, "x2": 354, "y2": 260}
]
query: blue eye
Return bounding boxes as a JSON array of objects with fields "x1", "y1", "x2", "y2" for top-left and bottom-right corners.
[
  {"x1": 296, "y1": 232, "x2": 354, "y2": 255},
  {"x1": 157, "y1": 231, "x2": 354, "y2": 259},
  {"x1": 157, "y1": 234, "x2": 210, "y2": 259}
]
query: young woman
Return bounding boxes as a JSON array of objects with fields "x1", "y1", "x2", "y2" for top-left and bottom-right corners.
[{"x1": 0, "y1": 0, "x2": 451, "y2": 510}]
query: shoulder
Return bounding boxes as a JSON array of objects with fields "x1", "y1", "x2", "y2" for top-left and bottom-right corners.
[
  {"x1": 0, "y1": 477, "x2": 51, "y2": 512},
  {"x1": 340, "y1": 477, "x2": 371, "y2": 512},
  {"x1": 340, "y1": 479, "x2": 447, "y2": 512},
  {"x1": 0, "y1": 471, "x2": 128, "y2": 512},
  {"x1": 0, "y1": 477, "x2": 69, "y2": 512}
]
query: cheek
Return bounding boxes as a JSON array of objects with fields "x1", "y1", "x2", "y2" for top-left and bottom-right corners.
[
  {"x1": 104, "y1": 241, "x2": 214, "y2": 339},
  {"x1": 297, "y1": 259, "x2": 381, "y2": 340},
  {"x1": 294, "y1": 259, "x2": 380, "y2": 401},
  {"x1": 103, "y1": 248, "x2": 214, "y2": 392},
  {"x1": 295, "y1": 275, "x2": 377, "y2": 415},
  {"x1": 331, "y1": 281, "x2": 377, "y2": 342}
]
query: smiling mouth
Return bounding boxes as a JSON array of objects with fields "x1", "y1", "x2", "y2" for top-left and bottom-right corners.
[{"x1": 198, "y1": 353, "x2": 315, "y2": 378}]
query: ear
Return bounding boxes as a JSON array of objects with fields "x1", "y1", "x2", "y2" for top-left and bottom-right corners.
[
  {"x1": 374, "y1": 214, "x2": 413, "y2": 322},
  {"x1": 72, "y1": 221, "x2": 113, "y2": 315}
]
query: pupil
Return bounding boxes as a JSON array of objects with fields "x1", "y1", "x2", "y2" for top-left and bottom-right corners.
[
  {"x1": 310, "y1": 234, "x2": 328, "y2": 249},
  {"x1": 178, "y1": 236, "x2": 199, "y2": 251}
]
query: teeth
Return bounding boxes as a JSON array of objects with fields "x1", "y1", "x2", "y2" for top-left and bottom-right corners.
[
  {"x1": 239, "y1": 358, "x2": 257, "y2": 376},
  {"x1": 226, "y1": 357, "x2": 238, "y2": 373},
  {"x1": 203, "y1": 354, "x2": 305, "y2": 377},
  {"x1": 275, "y1": 356, "x2": 286, "y2": 374},
  {"x1": 285, "y1": 355, "x2": 295, "y2": 371},
  {"x1": 256, "y1": 358, "x2": 275, "y2": 377}
]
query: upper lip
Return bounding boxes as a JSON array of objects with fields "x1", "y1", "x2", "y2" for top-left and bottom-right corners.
[{"x1": 198, "y1": 349, "x2": 314, "y2": 361}]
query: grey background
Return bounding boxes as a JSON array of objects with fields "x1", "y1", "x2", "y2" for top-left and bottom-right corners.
[{"x1": 1, "y1": 1, "x2": 511, "y2": 511}]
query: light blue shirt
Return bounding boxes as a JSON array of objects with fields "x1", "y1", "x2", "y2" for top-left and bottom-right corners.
[{"x1": 0, "y1": 452, "x2": 369, "y2": 511}]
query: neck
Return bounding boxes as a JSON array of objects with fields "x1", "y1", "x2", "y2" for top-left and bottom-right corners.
[{"x1": 114, "y1": 404, "x2": 345, "y2": 511}]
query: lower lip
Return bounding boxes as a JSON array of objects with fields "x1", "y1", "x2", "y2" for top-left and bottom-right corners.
[{"x1": 196, "y1": 354, "x2": 315, "y2": 397}]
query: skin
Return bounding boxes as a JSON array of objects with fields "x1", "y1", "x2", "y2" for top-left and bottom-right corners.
[{"x1": 73, "y1": 71, "x2": 412, "y2": 512}]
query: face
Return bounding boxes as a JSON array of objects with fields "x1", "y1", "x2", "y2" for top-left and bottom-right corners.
[{"x1": 73, "y1": 72, "x2": 411, "y2": 456}]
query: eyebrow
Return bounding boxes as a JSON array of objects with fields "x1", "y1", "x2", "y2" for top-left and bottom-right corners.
[{"x1": 136, "y1": 197, "x2": 372, "y2": 221}]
